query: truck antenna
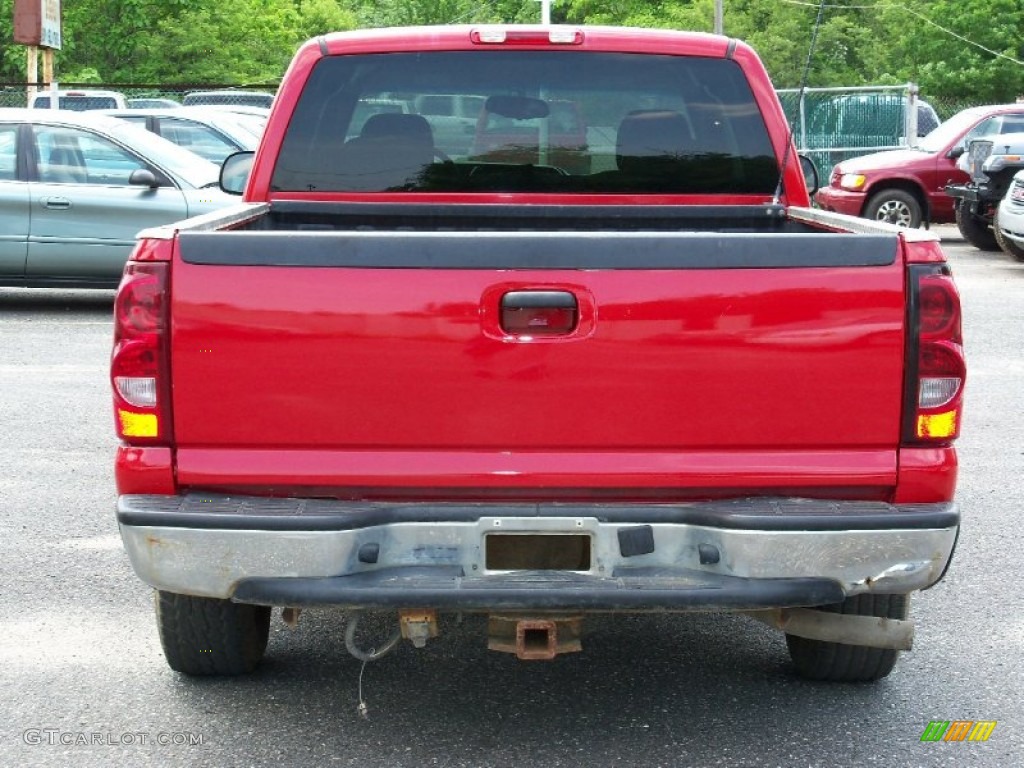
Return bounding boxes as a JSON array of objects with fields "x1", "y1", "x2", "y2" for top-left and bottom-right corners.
[{"x1": 773, "y1": 0, "x2": 828, "y2": 206}]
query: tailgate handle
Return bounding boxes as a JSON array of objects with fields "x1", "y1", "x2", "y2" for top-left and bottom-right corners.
[{"x1": 500, "y1": 290, "x2": 578, "y2": 335}]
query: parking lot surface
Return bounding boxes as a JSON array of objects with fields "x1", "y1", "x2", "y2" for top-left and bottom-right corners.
[{"x1": 1, "y1": 232, "x2": 1021, "y2": 767}]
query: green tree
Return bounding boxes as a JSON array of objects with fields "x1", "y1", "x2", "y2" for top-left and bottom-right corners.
[
  {"x1": 352, "y1": 0, "x2": 536, "y2": 27},
  {"x1": 0, "y1": 0, "x2": 1020, "y2": 101},
  {"x1": 294, "y1": 0, "x2": 358, "y2": 40},
  {"x1": 878, "y1": 0, "x2": 1023, "y2": 103}
]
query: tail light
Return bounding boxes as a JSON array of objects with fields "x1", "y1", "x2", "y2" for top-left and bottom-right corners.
[
  {"x1": 903, "y1": 267, "x2": 965, "y2": 443},
  {"x1": 111, "y1": 261, "x2": 172, "y2": 444},
  {"x1": 470, "y1": 28, "x2": 584, "y2": 45}
]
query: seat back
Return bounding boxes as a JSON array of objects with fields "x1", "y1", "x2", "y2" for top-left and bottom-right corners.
[
  {"x1": 615, "y1": 110, "x2": 693, "y2": 175},
  {"x1": 333, "y1": 113, "x2": 436, "y2": 190},
  {"x1": 44, "y1": 137, "x2": 88, "y2": 183}
]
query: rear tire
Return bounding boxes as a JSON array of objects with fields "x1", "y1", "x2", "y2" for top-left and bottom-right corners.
[
  {"x1": 864, "y1": 189, "x2": 922, "y2": 228},
  {"x1": 786, "y1": 593, "x2": 909, "y2": 682},
  {"x1": 156, "y1": 591, "x2": 271, "y2": 676},
  {"x1": 994, "y1": 208, "x2": 1024, "y2": 261},
  {"x1": 955, "y1": 200, "x2": 999, "y2": 251}
]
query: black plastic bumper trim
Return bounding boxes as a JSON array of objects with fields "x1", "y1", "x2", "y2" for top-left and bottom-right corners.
[
  {"x1": 117, "y1": 494, "x2": 960, "y2": 533},
  {"x1": 230, "y1": 566, "x2": 846, "y2": 610}
]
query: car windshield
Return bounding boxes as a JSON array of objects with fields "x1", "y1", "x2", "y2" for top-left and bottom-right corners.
[
  {"x1": 272, "y1": 51, "x2": 779, "y2": 195},
  {"x1": 104, "y1": 118, "x2": 220, "y2": 187},
  {"x1": 917, "y1": 109, "x2": 990, "y2": 152}
]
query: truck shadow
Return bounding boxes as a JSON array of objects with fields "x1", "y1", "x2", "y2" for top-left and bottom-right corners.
[
  {"x1": 0, "y1": 288, "x2": 115, "y2": 315},
  {"x1": 167, "y1": 609, "x2": 915, "y2": 765}
]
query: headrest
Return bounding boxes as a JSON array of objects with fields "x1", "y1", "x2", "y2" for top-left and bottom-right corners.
[
  {"x1": 360, "y1": 113, "x2": 433, "y2": 146},
  {"x1": 616, "y1": 110, "x2": 692, "y2": 173}
]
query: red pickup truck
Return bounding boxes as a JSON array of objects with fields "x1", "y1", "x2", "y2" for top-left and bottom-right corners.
[{"x1": 112, "y1": 25, "x2": 964, "y2": 683}]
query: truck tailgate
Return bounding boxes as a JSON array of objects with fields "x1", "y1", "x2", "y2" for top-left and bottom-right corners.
[{"x1": 169, "y1": 230, "x2": 906, "y2": 496}]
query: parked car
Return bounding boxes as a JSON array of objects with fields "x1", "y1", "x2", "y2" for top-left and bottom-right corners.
[
  {"x1": 103, "y1": 106, "x2": 265, "y2": 164},
  {"x1": 127, "y1": 98, "x2": 182, "y2": 109},
  {"x1": 29, "y1": 88, "x2": 127, "y2": 111},
  {"x1": 815, "y1": 104, "x2": 1024, "y2": 227},
  {"x1": 945, "y1": 132, "x2": 1024, "y2": 250},
  {"x1": 996, "y1": 169, "x2": 1024, "y2": 260},
  {"x1": 0, "y1": 108, "x2": 234, "y2": 289},
  {"x1": 118, "y1": 25, "x2": 963, "y2": 684},
  {"x1": 182, "y1": 90, "x2": 275, "y2": 109}
]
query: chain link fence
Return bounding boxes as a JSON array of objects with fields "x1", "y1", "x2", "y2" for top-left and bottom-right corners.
[{"x1": 778, "y1": 84, "x2": 979, "y2": 179}]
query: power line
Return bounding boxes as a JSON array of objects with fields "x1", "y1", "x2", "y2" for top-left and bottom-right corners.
[
  {"x1": 780, "y1": 0, "x2": 1024, "y2": 67},
  {"x1": 448, "y1": 0, "x2": 504, "y2": 25}
]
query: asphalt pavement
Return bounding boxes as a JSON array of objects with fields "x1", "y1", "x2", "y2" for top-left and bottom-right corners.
[{"x1": 0, "y1": 233, "x2": 1021, "y2": 768}]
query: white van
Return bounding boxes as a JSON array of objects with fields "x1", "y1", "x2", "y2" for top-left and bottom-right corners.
[{"x1": 30, "y1": 89, "x2": 127, "y2": 111}]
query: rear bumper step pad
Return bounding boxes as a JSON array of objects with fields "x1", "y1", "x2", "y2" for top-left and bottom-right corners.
[{"x1": 232, "y1": 566, "x2": 845, "y2": 611}]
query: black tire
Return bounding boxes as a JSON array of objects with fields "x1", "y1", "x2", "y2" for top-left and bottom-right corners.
[
  {"x1": 864, "y1": 189, "x2": 922, "y2": 228},
  {"x1": 156, "y1": 591, "x2": 271, "y2": 676},
  {"x1": 994, "y1": 208, "x2": 1024, "y2": 261},
  {"x1": 955, "y1": 200, "x2": 999, "y2": 251},
  {"x1": 786, "y1": 593, "x2": 909, "y2": 682}
]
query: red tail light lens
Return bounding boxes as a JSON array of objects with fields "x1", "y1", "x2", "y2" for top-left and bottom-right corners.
[
  {"x1": 904, "y1": 269, "x2": 965, "y2": 443},
  {"x1": 111, "y1": 262, "x2": 172, "y2": 444},
  {"x1": 918, "y1": 275, "x2": 961, "y2": 341}
]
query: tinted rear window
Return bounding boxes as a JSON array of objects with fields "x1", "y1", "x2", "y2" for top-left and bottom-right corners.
[
  {"x1": 34, "y1": 96, "x2": 119, "y2": 111},
  {"x1": 271, "y1": 51, "x2": 778, "y2": 195},
  {"x1": 183, "y1": 93, "x2": 274, "y2": 107}
]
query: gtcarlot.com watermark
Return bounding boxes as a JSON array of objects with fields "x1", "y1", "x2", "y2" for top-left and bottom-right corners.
[{"x1": 23, "y1": 728, "x2": 204, "y2": 747}]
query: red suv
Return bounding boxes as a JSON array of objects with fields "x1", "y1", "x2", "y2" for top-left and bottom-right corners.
[{"x1": 815, "y1": 104, "x2": 1024, "y2": 227}]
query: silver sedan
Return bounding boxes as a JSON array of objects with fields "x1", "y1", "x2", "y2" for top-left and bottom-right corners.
[
  {"x1": 103, "y1": 105, "x2": 265, "y2": 164},
  {"x1": 0, "y1": 108, "x2": 234, "y2": 289}
]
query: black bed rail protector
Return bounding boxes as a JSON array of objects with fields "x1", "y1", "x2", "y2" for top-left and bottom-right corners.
[
  {"x1": 178, "y1": 228, "x2": 898, "y2": 270},
  {"x1": 260, "y1": 202, "x2": 790, "y2": 229}
]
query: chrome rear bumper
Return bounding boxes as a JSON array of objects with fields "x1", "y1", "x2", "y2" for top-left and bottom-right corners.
[{"x1": 117, "y1": 494, "x2": 959, "y2": 609}]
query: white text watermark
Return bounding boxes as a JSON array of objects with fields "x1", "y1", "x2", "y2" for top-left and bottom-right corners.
[{"x1": 23, "y1": 729, "x2": 204, "y2": 747}]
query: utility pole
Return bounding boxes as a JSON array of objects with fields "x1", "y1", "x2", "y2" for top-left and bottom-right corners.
[
  {"x1": 537, "y1": 0, "x2": 552, "y2": 25},
  {"x1": 714, "y1": 0, "x2": 724, "y2": 35}
]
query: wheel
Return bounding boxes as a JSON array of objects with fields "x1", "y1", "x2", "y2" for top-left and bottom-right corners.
[
  {"x1": 864, "y1": 189, "x2": 922, "y2": 228},
  {"x1": 786, "y1": 593, "x2": 909, "y2": 682},
  {"x1": 955, "y1": 200, "x2": 999, "y2": 251},
  {"x1": 155, "y1": 591, "x2": 271, "y2": 676},
  {"x1": 994, "y1": 208, "x2": 1024, "y2": 261}
]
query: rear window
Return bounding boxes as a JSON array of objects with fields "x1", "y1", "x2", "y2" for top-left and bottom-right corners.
[
  {"x1": 271, "y1": 51, "x2": 779, "y2": 195},
  {"x1": 33, "y1": 95, "x2": 120, "y2": 111},
  {"x1": 183, "y1": 92, "x2": 274, "y2": 108}
]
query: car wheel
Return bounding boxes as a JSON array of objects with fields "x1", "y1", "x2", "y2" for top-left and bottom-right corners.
[
  {"x1": 994, "y1": 208, "x2": 1024, "y2": 261},
  {"x1": 786, "y1": 593, "x2": 909, "y2": 682},
  {"x1": 864, "y1": 189, "x2": 922, "y2": 228},
  {"x1": 955, "y1": 200, "x2": 999, "y2": 251},
  {"x1": 155, "y1": 590, "x2": 271, "y2": 676}
]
